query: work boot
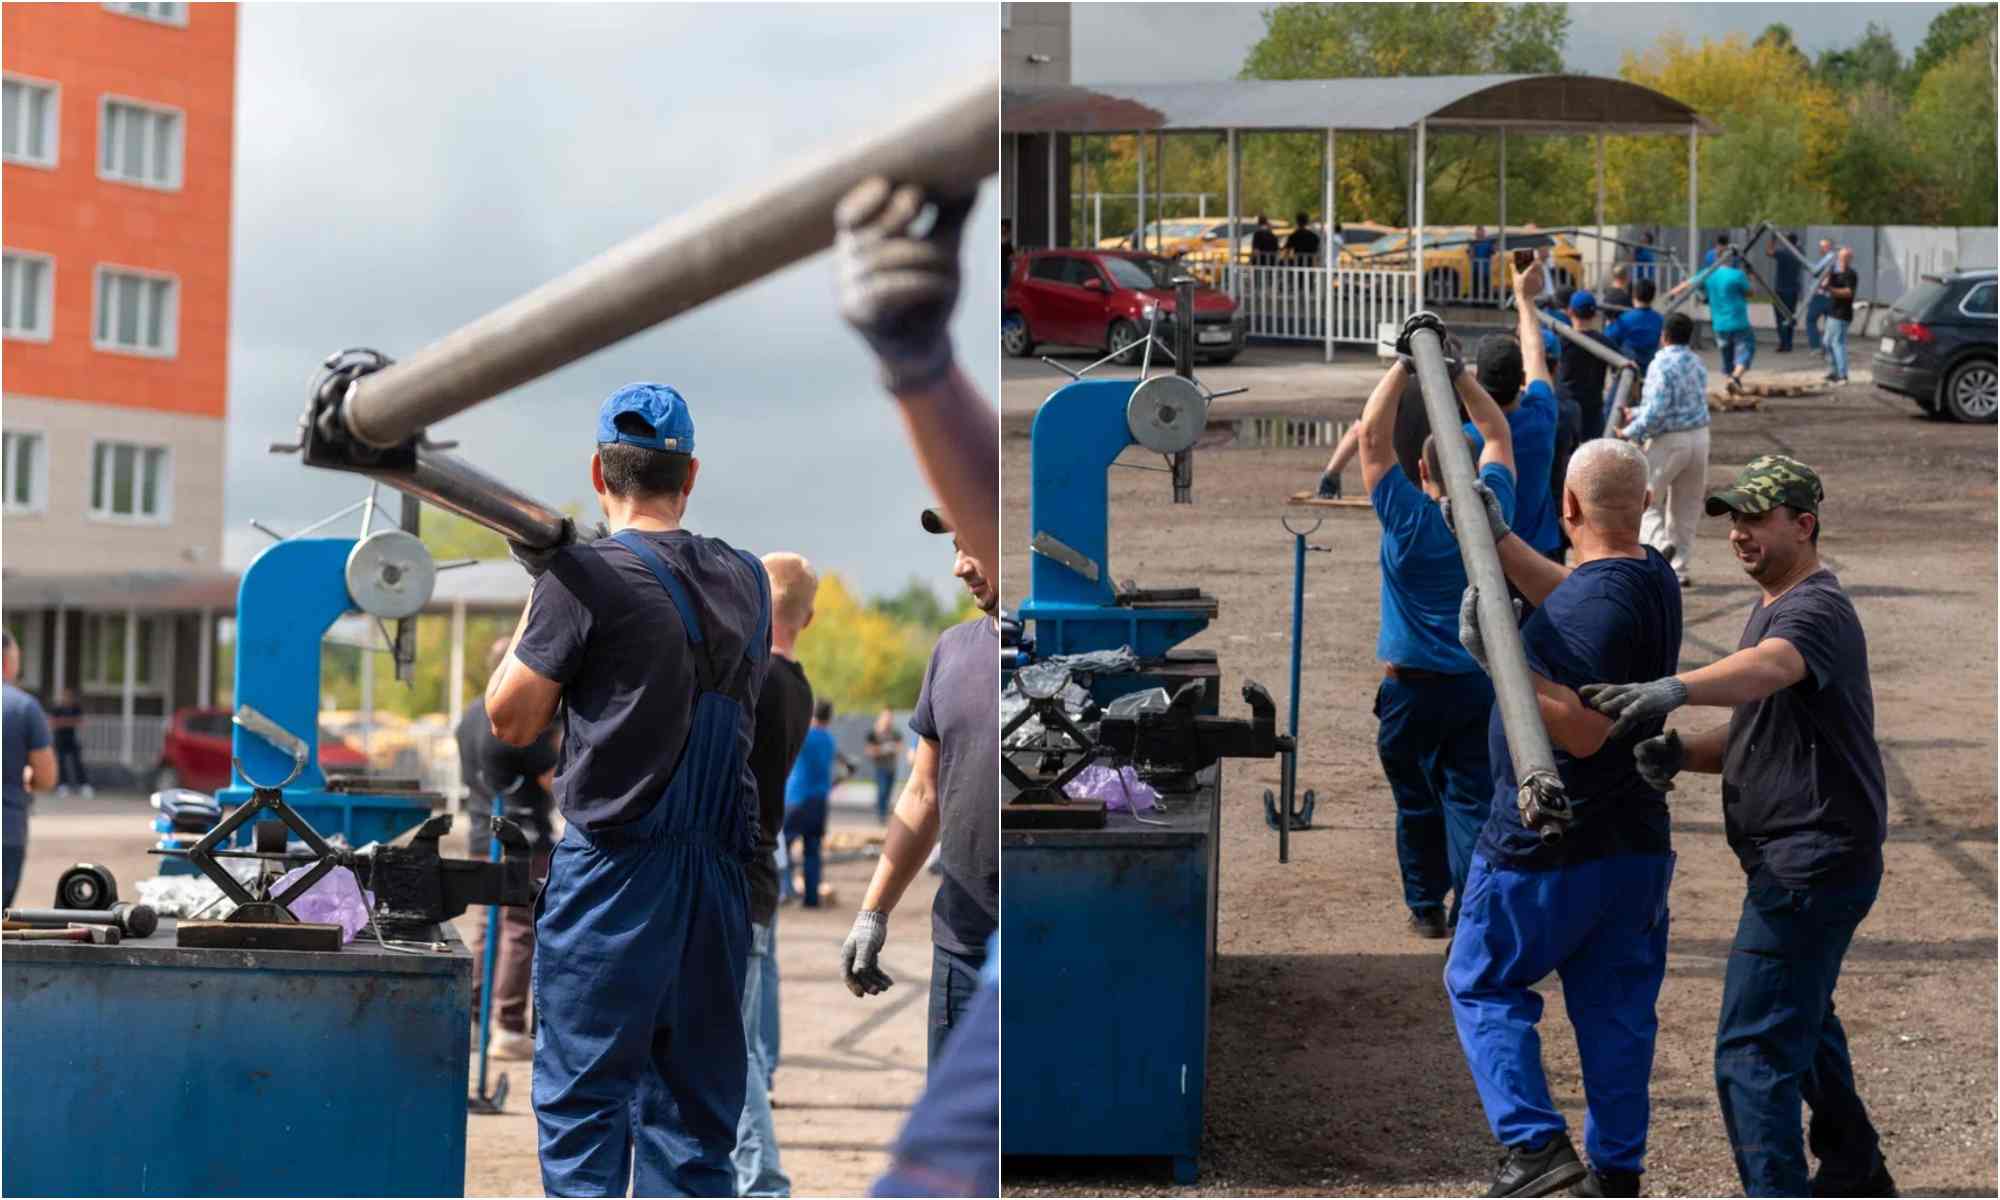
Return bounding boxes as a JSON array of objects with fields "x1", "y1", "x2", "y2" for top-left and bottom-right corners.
[
  {"x1": 1409, "y1": 908, "x2": 1449, "y2": 939},
  {"x1": 1573, "y1": 1167, "x2": 1641, "y2": 1196},
  {"x1": 1487, "y1": 1132, "x2": 1587, "y2": 1197},
  {"x1": 490, "y1": 1029, "x2": 534, "y2": 1061},
  {"x1": 1316, "y1": 470, "x2": 1343, "y2": 500},
  {"x1": 1811, "y1": 1158, "x2": 1897, "y2": 1197}
]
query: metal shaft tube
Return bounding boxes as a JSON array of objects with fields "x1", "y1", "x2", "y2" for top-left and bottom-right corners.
[
  {"x1": 1528, "y1": 304, "x2": 1638, "y2": 374},
  {"x1": 1406, "y1": 326, "x2": 1561, "y2": 789},
  {"x1": 341, "y1": 74, "x2": 999, "y2": 449},
  {"x1": 1603, "y1": 364, "x2": 1638, "y2": 440},
  {"x1": 355, "y1": 450, "x2": 570, "y2": 548}
]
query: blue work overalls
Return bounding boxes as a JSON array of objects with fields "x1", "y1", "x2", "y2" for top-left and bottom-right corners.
[{"x1": 534, "y1": 532, "x2": 769, "y2": 1197}]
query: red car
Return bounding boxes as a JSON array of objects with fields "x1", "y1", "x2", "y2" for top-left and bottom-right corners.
[
  {"x1": 152, "y1": 707, "x2": 368, "y2": 794},
  {"x1": 1003, "y1": 249, "x2": 1246, "y2": 366}
]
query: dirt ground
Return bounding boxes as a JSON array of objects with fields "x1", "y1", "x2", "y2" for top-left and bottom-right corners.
[
  {"x1": 1000, "y1": 342, "x2": 1998, "y2": 1196},
  {"x1": 10, "y1": 788, "x2": 930, "y2": 1197}
]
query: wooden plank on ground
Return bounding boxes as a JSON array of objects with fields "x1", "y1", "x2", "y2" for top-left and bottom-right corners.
[{"x1": 1287, "y1": 491, "x2": 1372, "y2": 509}]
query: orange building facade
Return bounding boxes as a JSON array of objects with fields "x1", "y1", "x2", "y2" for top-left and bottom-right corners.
[{"x1": 3, "y1": 2, "x2": 239, "y2": 774}]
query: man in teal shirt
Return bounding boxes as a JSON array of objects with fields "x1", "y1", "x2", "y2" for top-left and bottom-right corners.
[{"x1": 1670, "y1": 251, "x2": 1753, "y2": 393}]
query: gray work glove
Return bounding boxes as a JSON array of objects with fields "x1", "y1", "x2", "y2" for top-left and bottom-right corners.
[
  {"x1": 508, "y1": 517, "x2": 576, "y2": 580},
  {"x1": 841, "y1": 909, "x2": 893, "y2": 997},
  {"x1": 835, "y1": 177, "x2": 974, "y2": 393},
  {"x1": 1439, "y1": 479, "x2": 1510, "y2": 543},
  {"x1": 1457, "y1": 585, "x2": 1521, "y2": 675},
  {"x1": 1580, "y1": 677, "x2": 1691, "y2": 742},
  {"x1": 1634, "y1": 729, "x2": 1686, "y2": 793}
]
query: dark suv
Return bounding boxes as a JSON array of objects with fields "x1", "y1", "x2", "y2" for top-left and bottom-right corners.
[
  {"x1": 1003, "y1": 249, "x2": 1245, "y2": 365},
  {"x1": 1871, "y1": 269, "x2": 1996, "y2": 423}
]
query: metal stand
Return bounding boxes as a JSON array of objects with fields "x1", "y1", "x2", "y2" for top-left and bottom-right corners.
[{"x1": 1263, "y1": 517, "x2": 1326, "y2": 859}]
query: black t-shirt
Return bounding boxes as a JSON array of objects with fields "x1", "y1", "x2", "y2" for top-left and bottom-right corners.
[
  {"x1": 747, "y1": 655, "x2": 813, "y2": 926},
  {"x1": 1827, "y1": 269, "x2": 1859, "y2": 322},
  {"x1": 455, "y1": 698, "x2": 559, "y2": 855},
  {"x1": 911, "y1": 617, "x2": 999, "y2": 955},
  {"x1": 514, "y1": 529, "x2": 768, "y2": 835},
  {"x1": 1603, "y1": 286, "x2": 1632, "y2": 309},
  {"x1": 1251, "y1": 228, "x2": 1281, "y2": 263},
  {"x1": 1556, "y1": 330, "x2": 1616, "y2": 425},
  {"x1": 48, "y1": 703, "x2": 81, "y2": 750},
  {"x1": 1478, "y1": 549, "x2": 1683, "y2": 870},
  {"x1": 1285, "y1": 227, "x2": 1321, "y2": 260},
  {"x1": 1723, "y1": 570, "x2": 1886, "y2": 886}
]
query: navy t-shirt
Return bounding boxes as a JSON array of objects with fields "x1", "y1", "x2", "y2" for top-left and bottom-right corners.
[
  {"x1": 1465, "y1": 379, "x2": 1560, "y2": 554},
  {"x1": 911, "y1": 617, "x2": 999, "y2": 956},
  {"x1": 1723, "y1": 570, "x2": 1886, "y2": 886},
  {"x1": 3, "y1": 683, "x2": 51, "y2": 845},
  {"x1": 1373, "y1": 461, "x2": 1518, "y2": 674},
  {"x1": 1478, "y1": 548, "x2": 1683, "y2": 870},
  {"x1": 514, "y1": 529, "x2": 768, "y2": 835}
]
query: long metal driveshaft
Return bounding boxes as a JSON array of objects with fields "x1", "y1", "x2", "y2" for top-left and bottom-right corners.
[
  {"x1": 1525, "y1": 304, "x2": 1644, "y2": 440},
  {"x1": 1405, "y1": 324, "x2": 1568, "y2": 835},
  {"x1": 336, "y1": 73, "x2": 999, "y2": 452}
]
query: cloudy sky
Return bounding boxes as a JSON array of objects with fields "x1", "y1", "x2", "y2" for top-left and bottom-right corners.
[
  {"x1": 229, "y1": 3, "x2": 995, "y2": 600},
  {"x1": 1071, "y1": 3, "x2": 1957, "y2": 81}
]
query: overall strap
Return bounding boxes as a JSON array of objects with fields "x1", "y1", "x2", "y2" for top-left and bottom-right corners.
[
  {"x1": 733, "y1": 547, "x2": 771, "y2": 666},
  {"x1": 611, "y1": 530, "x2": 719, "y2": 689}
]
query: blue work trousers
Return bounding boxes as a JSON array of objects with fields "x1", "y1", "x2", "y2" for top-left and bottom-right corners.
[
  {"x1": 928, "y1": 942, "x2": 987, "y2": 1072},
  {"x1": 734, "y1": 921, "x2": 791, "y2": 1197},
  {"x1": 1825, "y1": 317, "x2": 1850, "y2": 380},
  {"x1": 1373, "y1": 670, "x2": 1495, "y2": 922},
  {"x1": 874, "y1": 766, "x2": 896, "y2": 822},
  {"x1": 1715, "y1": 866, "x2": 1884, "y2": 1197},
  {"x1": 1719, "y1": 327, "x2": 1756, "y2": 376},
  {"x1": 759, "y1": 910, "x2": 780, "y2": 1089},
  {"x1": 1805, "y1": 294, "x2": 1831, "y2": 349},
  {"x1": 1445, "y1": 852, "x2": 1675, "y2": 1175},
  {"x1": 782, "y1": 797, "x2": 827, "y2": 908},
  {"x1": 1775, "y1": 289, "x2": 1800, "y2": 352}
]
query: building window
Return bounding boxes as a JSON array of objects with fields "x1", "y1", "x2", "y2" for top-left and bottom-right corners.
[
  {"x1": 3, "y1": 251, "x2": 55, "y2": 341},
  {"x1": 3, "y1": 430, "x2": 48, "y2": 513},
  {"x1": 100, "y1": 98, "x2": 183, "y2": 189},
  {"x1": 1, "y1": 76, "x2": 59, "y2": 168},
  {"x1": 2, "y1": 613, "x2": 44, "y2": 689},
  {"x1": 102, "y1": 2, "x2": 187, "y2": 26},
  {"x1": 93, "y1": 266, "x2": 178, "y2": 356},
  {"x1": 81, "y1": 612, "x2": 165, "y2": 693},
  {"x1": 89, "y1": 440, "x2": 171, "y2": 523}
]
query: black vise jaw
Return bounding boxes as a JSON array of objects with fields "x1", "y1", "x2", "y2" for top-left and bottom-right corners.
[
  {"x1": 1096, "y1": 680, "x2": 1285, "y2": 774},
  {"x1": 358, "y1": 813, "x2": 535, "y2": 926}
]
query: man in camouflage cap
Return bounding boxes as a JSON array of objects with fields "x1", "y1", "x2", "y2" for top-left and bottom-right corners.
[{"x1": 1578, "y1": 455, "x2": 1896, "y2": 1197}]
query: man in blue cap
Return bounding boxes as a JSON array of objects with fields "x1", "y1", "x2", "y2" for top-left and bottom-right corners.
[{"x1": 486, "y1": 382, "x2": 771, "y2": 1197}]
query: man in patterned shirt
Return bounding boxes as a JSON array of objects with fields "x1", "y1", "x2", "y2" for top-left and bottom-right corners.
[{"x1": 1615, "y1": 312, "x2": 1710, "y2": 588}]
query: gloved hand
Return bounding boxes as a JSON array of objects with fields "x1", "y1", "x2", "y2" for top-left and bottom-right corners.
[
  {"x1": 1315, "y1": 470, "x2": 1342, "y2": 500},
  {"x1": 1395, "y1": 330, "x2": 1463, "y2": 382},
  {"x1": 1439, "y1": 479, "x2": 1510, "y2": 543},
  {"x1": 834, "y1": 177, "x2": 974, "y2": 393},
  {"x1": 1580, "y1": 677, "x2": 1691, "y2": 741},
  {"x1": 841, "y1": 909, "x2": 893, "y2": 997},
  {"x1": 1634, "y1": 729, "x2": 1686, "y2": 792},
  {"x1": 1457, "y1": 585, "x2": 1521, "y2": 675},
  {"x1": 508, "y1": 518, "x2": 576, "y2": 580},
  {"x1": 1395, "y1": 310, "x2": 1448, "y2": 358}
]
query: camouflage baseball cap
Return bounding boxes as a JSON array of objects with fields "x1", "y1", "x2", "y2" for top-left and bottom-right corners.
[{"x1": 1705, "y1": 454, "x2": 1825, "y2": 517}]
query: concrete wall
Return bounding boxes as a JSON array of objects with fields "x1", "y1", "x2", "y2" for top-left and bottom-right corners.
[
  {"x1": 1, "y1": 392, "x2": 225, "y2": 572},
  {"x1": 1001, "y1": 3, "x2": 1072, "y2": 86}
]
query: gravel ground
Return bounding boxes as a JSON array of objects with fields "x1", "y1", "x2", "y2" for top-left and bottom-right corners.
[{"x1": 1000, "y1": 343, "x2": 1997, "y2": 1196}]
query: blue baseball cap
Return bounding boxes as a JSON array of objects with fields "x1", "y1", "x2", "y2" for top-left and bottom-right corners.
[
  {"x1": 596, "y1": 383, "x2": 694, "y2": 453},
  {"x1": 1569, "y1": 289, "x2": 1597, "y2": 315}
]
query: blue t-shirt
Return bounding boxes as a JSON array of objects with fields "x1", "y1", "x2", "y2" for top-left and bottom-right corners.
[
  {"x1": 1476, "y1": 548, "x2": 1683, "y2": 870},
  {"x1": 1373, "y1": 461, "x2": 1518, "y2": 674},
  {"x1": 1465, "y1": 379, "x2": 1560, "y2": 554},
  {"x1": 785, "y1": 726, "x2": 837, "y2": 808},
  {"x1": 515, "y1": 529, "x2": 769, "y2": 833},
  {"x1": 1704, "y1": 266, "x2": 1751, "y2": 334},
  {"x1": 3, "y1": 683, "x2": 51, "y2": 844},
  {"x1": 1605, "y1": 307, "x2": 1664, "y2": 377}
]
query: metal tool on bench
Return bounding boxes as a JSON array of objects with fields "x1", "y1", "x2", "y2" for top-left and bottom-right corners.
[
  {"x1": 2, "y1": 926, "x2": 120, "y2": 944},
  {"x1": 53, "y1": 862, "x2": 119, "y2": 910},
  {"x1": 5, "y1": 903, "x2": 158, "y2": 939},
  {"x1": 1262, "y1": 516, "x2": 1328, "y2": 860}
]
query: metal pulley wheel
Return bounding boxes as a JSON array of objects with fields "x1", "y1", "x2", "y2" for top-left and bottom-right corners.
[
  {"x1": 346, "y1": 529, "x2": 436, "y2": 619},
  {"x1": 1127, "y1": 375, "x2": 1207, "y2": 454},
  {"x1": 55, "y1": 863, "x2": 119, "y2": 910}
]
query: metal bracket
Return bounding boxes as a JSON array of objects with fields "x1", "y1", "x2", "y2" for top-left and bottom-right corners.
[{"x1": 1030, "y1": 531, "x2": 1100, "y2": 583}]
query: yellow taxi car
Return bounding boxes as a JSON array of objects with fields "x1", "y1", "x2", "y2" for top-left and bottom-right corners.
[{"x1": 1345, "y1": 227, "x2": 1586, "y2": 301}]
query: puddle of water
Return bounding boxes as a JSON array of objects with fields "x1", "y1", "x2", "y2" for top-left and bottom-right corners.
[{"x1": 1232, "y1": 417, "x2": 1347, "y2": 449}]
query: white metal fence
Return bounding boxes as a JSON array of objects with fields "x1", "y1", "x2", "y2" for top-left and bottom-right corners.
[
  {"x1": 80, "y1": 715, "x2": 168, "y2": 769},
  {"x1": 1215, "y1": 264, "x2": 1421, "y2": 345}
]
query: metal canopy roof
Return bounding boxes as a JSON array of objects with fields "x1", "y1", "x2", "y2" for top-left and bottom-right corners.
[{"x1": 1002, "y1": 74, "x2": 1716, "y2": 136}]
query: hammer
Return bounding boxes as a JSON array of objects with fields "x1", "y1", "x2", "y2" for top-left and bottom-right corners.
[
  {"x1": 4, "y1": 902, "x2": 159, "y2": 939},
  {"x1": 1, "y1": 925, "x2": 120, "y2": 944}
]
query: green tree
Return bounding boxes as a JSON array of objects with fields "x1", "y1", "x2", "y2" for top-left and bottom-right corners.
[
  {"x1": 1815, "y1": 22, "x2": 1907, "y2": 94},
  {"x1": 1823, "y1": 85, "x2": 1928, "y2": 224},
  {"x1": 1753, "y1": 23, "x2": 1811, "y2": 73},
  {"x1": 1911, "y1": 3, "x2": 1999, "y2": 80},
  {"x1": 1907, "y1": 32, "x2": 2000, "y2": 224}
]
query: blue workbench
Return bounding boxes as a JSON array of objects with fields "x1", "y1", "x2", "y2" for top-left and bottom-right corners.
[
  {"x1": 3, "y1": 917, "x2": 472, "y2": 1197},
  {"x1": 1000, "y1": 767, "x2": 1222, "y2": 1184}
]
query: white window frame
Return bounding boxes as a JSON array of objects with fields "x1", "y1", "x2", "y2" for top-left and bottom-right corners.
[
  {"x1": 101, "y1": 2, "x2": 188, "y2": 27},
  {"x1": 3, "y1": 427, "x2": 49, "y2": 515},
  {"x1": 86, "y1": 437, "x2": 173, "y2": 525},
  {"x1": 80, "y1": 612, "x2": 167, "y2": 696},
  {"x1": 3, "y1": 612, "x2": 46, "y2": 689},
  {"x1": 2, "y1": 249, "x2": 56, "y2": 342},
  {"x1": 92, "y1": 263, "x2": 179, "y2": 358},
  {"x1": 98, "y1": 94, "x2": 184, "y2": 191},
  {"x1": 1, "y1": 73, "x2": 61, "y2": 170}
]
